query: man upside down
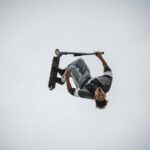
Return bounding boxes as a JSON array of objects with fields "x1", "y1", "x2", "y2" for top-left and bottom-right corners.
[{"x1": 55, "y1": 51, "x2": 113, "y2": 109}]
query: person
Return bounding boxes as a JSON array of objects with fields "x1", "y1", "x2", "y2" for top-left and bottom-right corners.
[{"x1": 55, "y1": 51, "x2": 113, "y2": 109}]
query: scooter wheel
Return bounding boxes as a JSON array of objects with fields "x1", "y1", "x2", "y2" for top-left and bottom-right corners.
[
  {"x1": 49, "y1": 85, "x2": 53, "y2": 90},
  {"x1": 55, "y1": 49, "x2": 60, "y2": 56}
]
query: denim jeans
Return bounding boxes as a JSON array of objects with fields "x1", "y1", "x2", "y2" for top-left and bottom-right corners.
[{"x1": 67, "y1": 58, "x2": 91, "y2": 88}]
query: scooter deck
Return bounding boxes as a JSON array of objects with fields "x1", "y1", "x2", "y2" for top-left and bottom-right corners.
[{"x1": 48, "y1": 56, "x2": 60, "y2": 90}]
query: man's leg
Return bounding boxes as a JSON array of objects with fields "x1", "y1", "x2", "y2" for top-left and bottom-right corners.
[
  {"x1": 53, "y1": 68, "x2": 66, "y2": 85},
  {"x1": 67, "y1": 58, "x2": 91, "y2": 88},
  {"x1": 68, "y1": 58, "x2": 90, "y2": 75},
  {"x1": 56, "y1": 68, "x2": 66, "y2": 76},
  {"x1": 56, "y1": 77, "x2": 65, "y2": 85}
]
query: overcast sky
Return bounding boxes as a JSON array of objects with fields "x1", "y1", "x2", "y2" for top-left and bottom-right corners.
[{"x1": 0, "y1": 0, "x2": 150, "y2": 150}]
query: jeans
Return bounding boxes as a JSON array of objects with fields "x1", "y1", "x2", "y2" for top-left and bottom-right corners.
[{"x1": 67, "y1": 58, "x2": 91, "y2": 88}]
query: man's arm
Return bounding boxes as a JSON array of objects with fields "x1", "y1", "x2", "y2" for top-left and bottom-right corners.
[
  {"x1": 66, "y1": 78, "x2": 73, "y2": 93},
  {"x1": 96, "y1": 51, "x2": 109, "y2": 69},
  {"x1": 65, "y1": 69, "x2": 76, "y2": 95}
]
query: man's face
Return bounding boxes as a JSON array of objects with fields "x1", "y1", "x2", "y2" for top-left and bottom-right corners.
[{"x1": 94, "y1": 87, "x2": 106, "y2": 101}]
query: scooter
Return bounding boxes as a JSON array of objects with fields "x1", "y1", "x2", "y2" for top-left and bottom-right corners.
[{"x1": 48, "y1": 49, "x2": 104, "y2": 90}]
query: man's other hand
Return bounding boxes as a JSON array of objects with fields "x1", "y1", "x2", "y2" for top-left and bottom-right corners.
[
  {"x1": 95, "y1": 51, "x2": 103, "y2": 58},
  {"x1": 64, "y1": 69, "x2": 71, "y2": 80}
]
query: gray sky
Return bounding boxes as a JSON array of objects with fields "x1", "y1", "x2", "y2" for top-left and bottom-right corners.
[{"x1": 0, "y1": 0, "x2": 150, "y2": 150}]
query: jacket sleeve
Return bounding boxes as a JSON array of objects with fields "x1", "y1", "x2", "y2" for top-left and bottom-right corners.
[
  {"x1": 68, "y1": 88, "x2": 76, "y2": 96},
  {"x1": 68, "y1": 88, "x2": 93, "y2": 99},
  {"x1": 104, "y1": 66, "x2": 111, "y2": 72},
  {"x1": 103, "y1": 66, "x2": 113, "y2": 78}
]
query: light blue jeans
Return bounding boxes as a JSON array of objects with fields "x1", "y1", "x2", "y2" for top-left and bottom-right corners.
[{"x1": 67, "y1": 58, "x2": 91, "y2": 88}]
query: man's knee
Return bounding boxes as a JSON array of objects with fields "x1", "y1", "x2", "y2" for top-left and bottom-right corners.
[{"x1": 77, "y1": 58, "x2": 85, "y2": 64}]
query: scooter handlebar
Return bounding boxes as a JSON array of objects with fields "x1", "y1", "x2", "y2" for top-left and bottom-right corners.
[{"x1": 55, "y1": 49, "x2": 104, "y2": 57}]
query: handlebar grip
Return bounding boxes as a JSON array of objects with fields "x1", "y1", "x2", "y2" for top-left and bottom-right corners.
[{"x1": 95, "y1": 52, "x2": 104, "y2": 55}]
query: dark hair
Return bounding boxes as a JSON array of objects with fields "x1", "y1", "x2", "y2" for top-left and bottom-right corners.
[{"x1": 95, "y1": 100, "x2": 108, "y2": 109}]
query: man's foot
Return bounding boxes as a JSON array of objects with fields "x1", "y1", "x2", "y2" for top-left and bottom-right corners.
[
  {"x1": 56, "y1": 77, "x2": 65, "y2": 85},
  {"x1": 56, "y1": 68, "x2": 66, "y2": 76},
  {"x1": 53, "y1": 68, "x2": 66, "y2": 83}
]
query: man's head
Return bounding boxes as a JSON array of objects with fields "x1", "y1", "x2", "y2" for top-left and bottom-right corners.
[{"x1": 94, "y1": 87, "x2": 108, "y2": 109}]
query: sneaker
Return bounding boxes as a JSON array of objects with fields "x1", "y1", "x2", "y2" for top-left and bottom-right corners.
[{"x1": 56, "y1": 77, "x2": 65, "y2": 85}]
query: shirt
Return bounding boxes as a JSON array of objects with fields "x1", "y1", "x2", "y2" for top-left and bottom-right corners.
[{"x1": 69, "y1": 67, "x2": 113, "y2": 99}]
